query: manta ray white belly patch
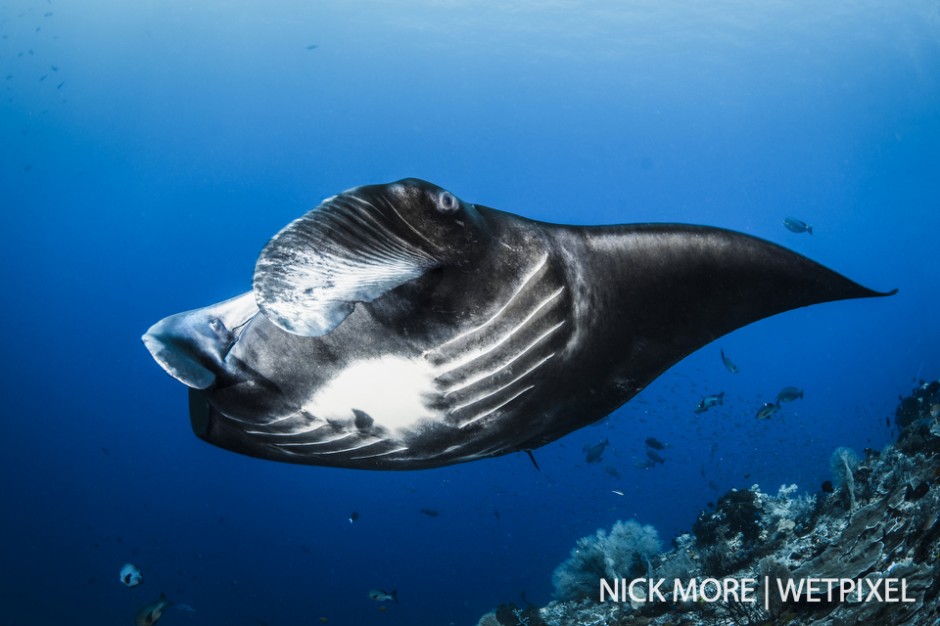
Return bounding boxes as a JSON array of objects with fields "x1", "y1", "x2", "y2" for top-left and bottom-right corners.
[{"x1": 302, "y1": 356, "x2": 437, "y2": 433}]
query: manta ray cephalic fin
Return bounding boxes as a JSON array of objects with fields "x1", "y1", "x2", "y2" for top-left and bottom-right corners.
[{"x1": 253, "y1": 193, "x2": 441, "y2": 336}]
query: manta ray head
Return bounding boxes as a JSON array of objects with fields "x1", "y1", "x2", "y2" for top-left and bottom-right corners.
[
  {"x1": 144, "y1": 178, "x2": 487, "y2": 390},
  {"x1": 142, "y1": 179, "x2": 504, "y2": 462}
]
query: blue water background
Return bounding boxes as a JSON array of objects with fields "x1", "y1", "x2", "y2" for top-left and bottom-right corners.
[{"x1": 2, "y1": 1, "x2": 939, "y2": 624}]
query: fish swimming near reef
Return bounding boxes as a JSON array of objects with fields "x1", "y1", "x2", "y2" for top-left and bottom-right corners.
[
  {"x1": 646, "y1": 449, "x2": 666, "y2": 465},
  {"x1": 583, "y1": 438, "x2": 609, "y2": 463},
  {"x1": 135, "y1": 593, "x2": 172, "y2": 626},
  {"x1": 369, "y1": 589, "x2": 398, "y2": 603},
  {"x1": 783, "y1": 217, "x2": 813, "y2": 235},
  {"x1": 143, "y1": 178, "x2": 895, "y2": 470},
  {"x1": 695, "y1": 392, "x2": 725, "y2": 414},
  {"x1": 645, "y1": 437, "x2": 666, "y2": 450},
  {"x1": 776, "y1": 386, "x2": 804, "y2": 403},
  {"x1": 120, "y1": 562, "x2": 143, "y2": 587},
  {"x1": 720, "y1": 349, "x2": 739, "y2": 374},
  {"x1": 755, "y1": 402, "x2": 781, "y2": 420}
]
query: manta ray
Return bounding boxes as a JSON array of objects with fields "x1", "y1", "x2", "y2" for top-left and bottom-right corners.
[{"x1": 143, "y1": 178, "x2": 894, "y2": 469}]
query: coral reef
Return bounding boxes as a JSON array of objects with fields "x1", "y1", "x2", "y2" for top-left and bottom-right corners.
[
  {"x1": 828, "y1": 447, "x2": 860, "y2": 509},
  {"x1": 476, "y1": 381, "x2": 940, "y2": 626},
  {"x1": 552, "y1": 520, "x2": 662, "y2": 601}
]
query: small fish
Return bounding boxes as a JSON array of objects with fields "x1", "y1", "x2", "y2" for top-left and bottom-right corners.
[
  {"x1": 720, "y1": 349, "x2": 740, "y2": 374},
  {"x1": 783, "y1": 217, "x2": 813, "y2": 235},
  {"x1": 644, "y1": 437, "x2": 665, "y2": 450},
  {"x1": 120, "y1": 563, "x2": 143, "y2": 587},
  {"x1": 369, "y1": 589, "x2": 398, "y2": 603},
  {"x1": 633, "y1": 459, "x2": 656, "y2": 469},
  {"x1": 930, "y1": 404, "x2": 940, "y2": 419},
  {"x1": 50, "y1": 64, "x2": 58, "y2": 71},
  {"x1": 603, "y1": 465, "x2": 621, "y2": 478},
  {"x1": 419, "y1": 507, "x2": 439, "y2": 518},
  {"x1": 306, "y1": 44, "x2": 318, "y2": 50},
  {"x1": 611, "y1": 489, "x2": 624, "y2": 496},
  {"x1": 348, "y1": 510, "x2": 359, "y2": 524},
  {"x1": 694, "y1": 392, "x2": 724, "y2": 413},
  {"x1": 135, "y1": 593, "x2": 172, "y2": 626},
  {"x1": 775, "y1": 386, "x2": 804, "y2": 403},
  {"x1": 755, "y1": 402, "x2": 781, "y2": 420},
  {"x1": 646, "y1": 449, "x2": 665, "y2": 464},
  {"x1": 583, "y1": 438, "x2": 609, "y2": 464}
]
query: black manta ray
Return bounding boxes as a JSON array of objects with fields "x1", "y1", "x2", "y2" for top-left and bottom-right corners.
[{"x1": 143, "y1": 178, "x2": 895, "y2": 470}]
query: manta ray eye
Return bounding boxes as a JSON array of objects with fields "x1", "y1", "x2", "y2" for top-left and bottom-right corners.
[{"x1": 437, "y1": 191, "x2": 459, "y2": 214}]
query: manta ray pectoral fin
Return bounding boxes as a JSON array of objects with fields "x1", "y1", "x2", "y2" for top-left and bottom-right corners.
[
  {"x1": 589, "y1": 224, "x2": 896, "y2": 387},
  {"x1": 253, "y1": 192, "x2": 441, "y2": 336}
]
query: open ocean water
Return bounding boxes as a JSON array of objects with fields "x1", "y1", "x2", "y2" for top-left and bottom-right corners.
[{"x1": 2, "y1": 1, "x2": 939, "y2": 624}]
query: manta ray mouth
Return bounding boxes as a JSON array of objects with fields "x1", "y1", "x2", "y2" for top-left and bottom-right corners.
[
  {"x1": 142, "y1": 328, "x2": 218, "y2": 390},
  {"x1": 142, "y1": 292, "x2": 259, "y2": 390}
]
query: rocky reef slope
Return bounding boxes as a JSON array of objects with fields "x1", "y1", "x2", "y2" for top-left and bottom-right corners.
[{"x1": 478, "y1": 381, "x2": 940, "y2": 626}]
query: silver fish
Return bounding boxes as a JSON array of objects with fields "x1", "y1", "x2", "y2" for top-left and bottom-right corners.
[
  {"x1": 755, "y1": 402, "x2": 781, "y2": 420},
  {"x1": 783, "y1": 217, "x2": 813, "y2": 235},
  {"x1": 369, "y1": 589, "x2": 398, "y2": 603},
  {"x1": 695, "y1": 392, "x2": 725, "y2": 413}
]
